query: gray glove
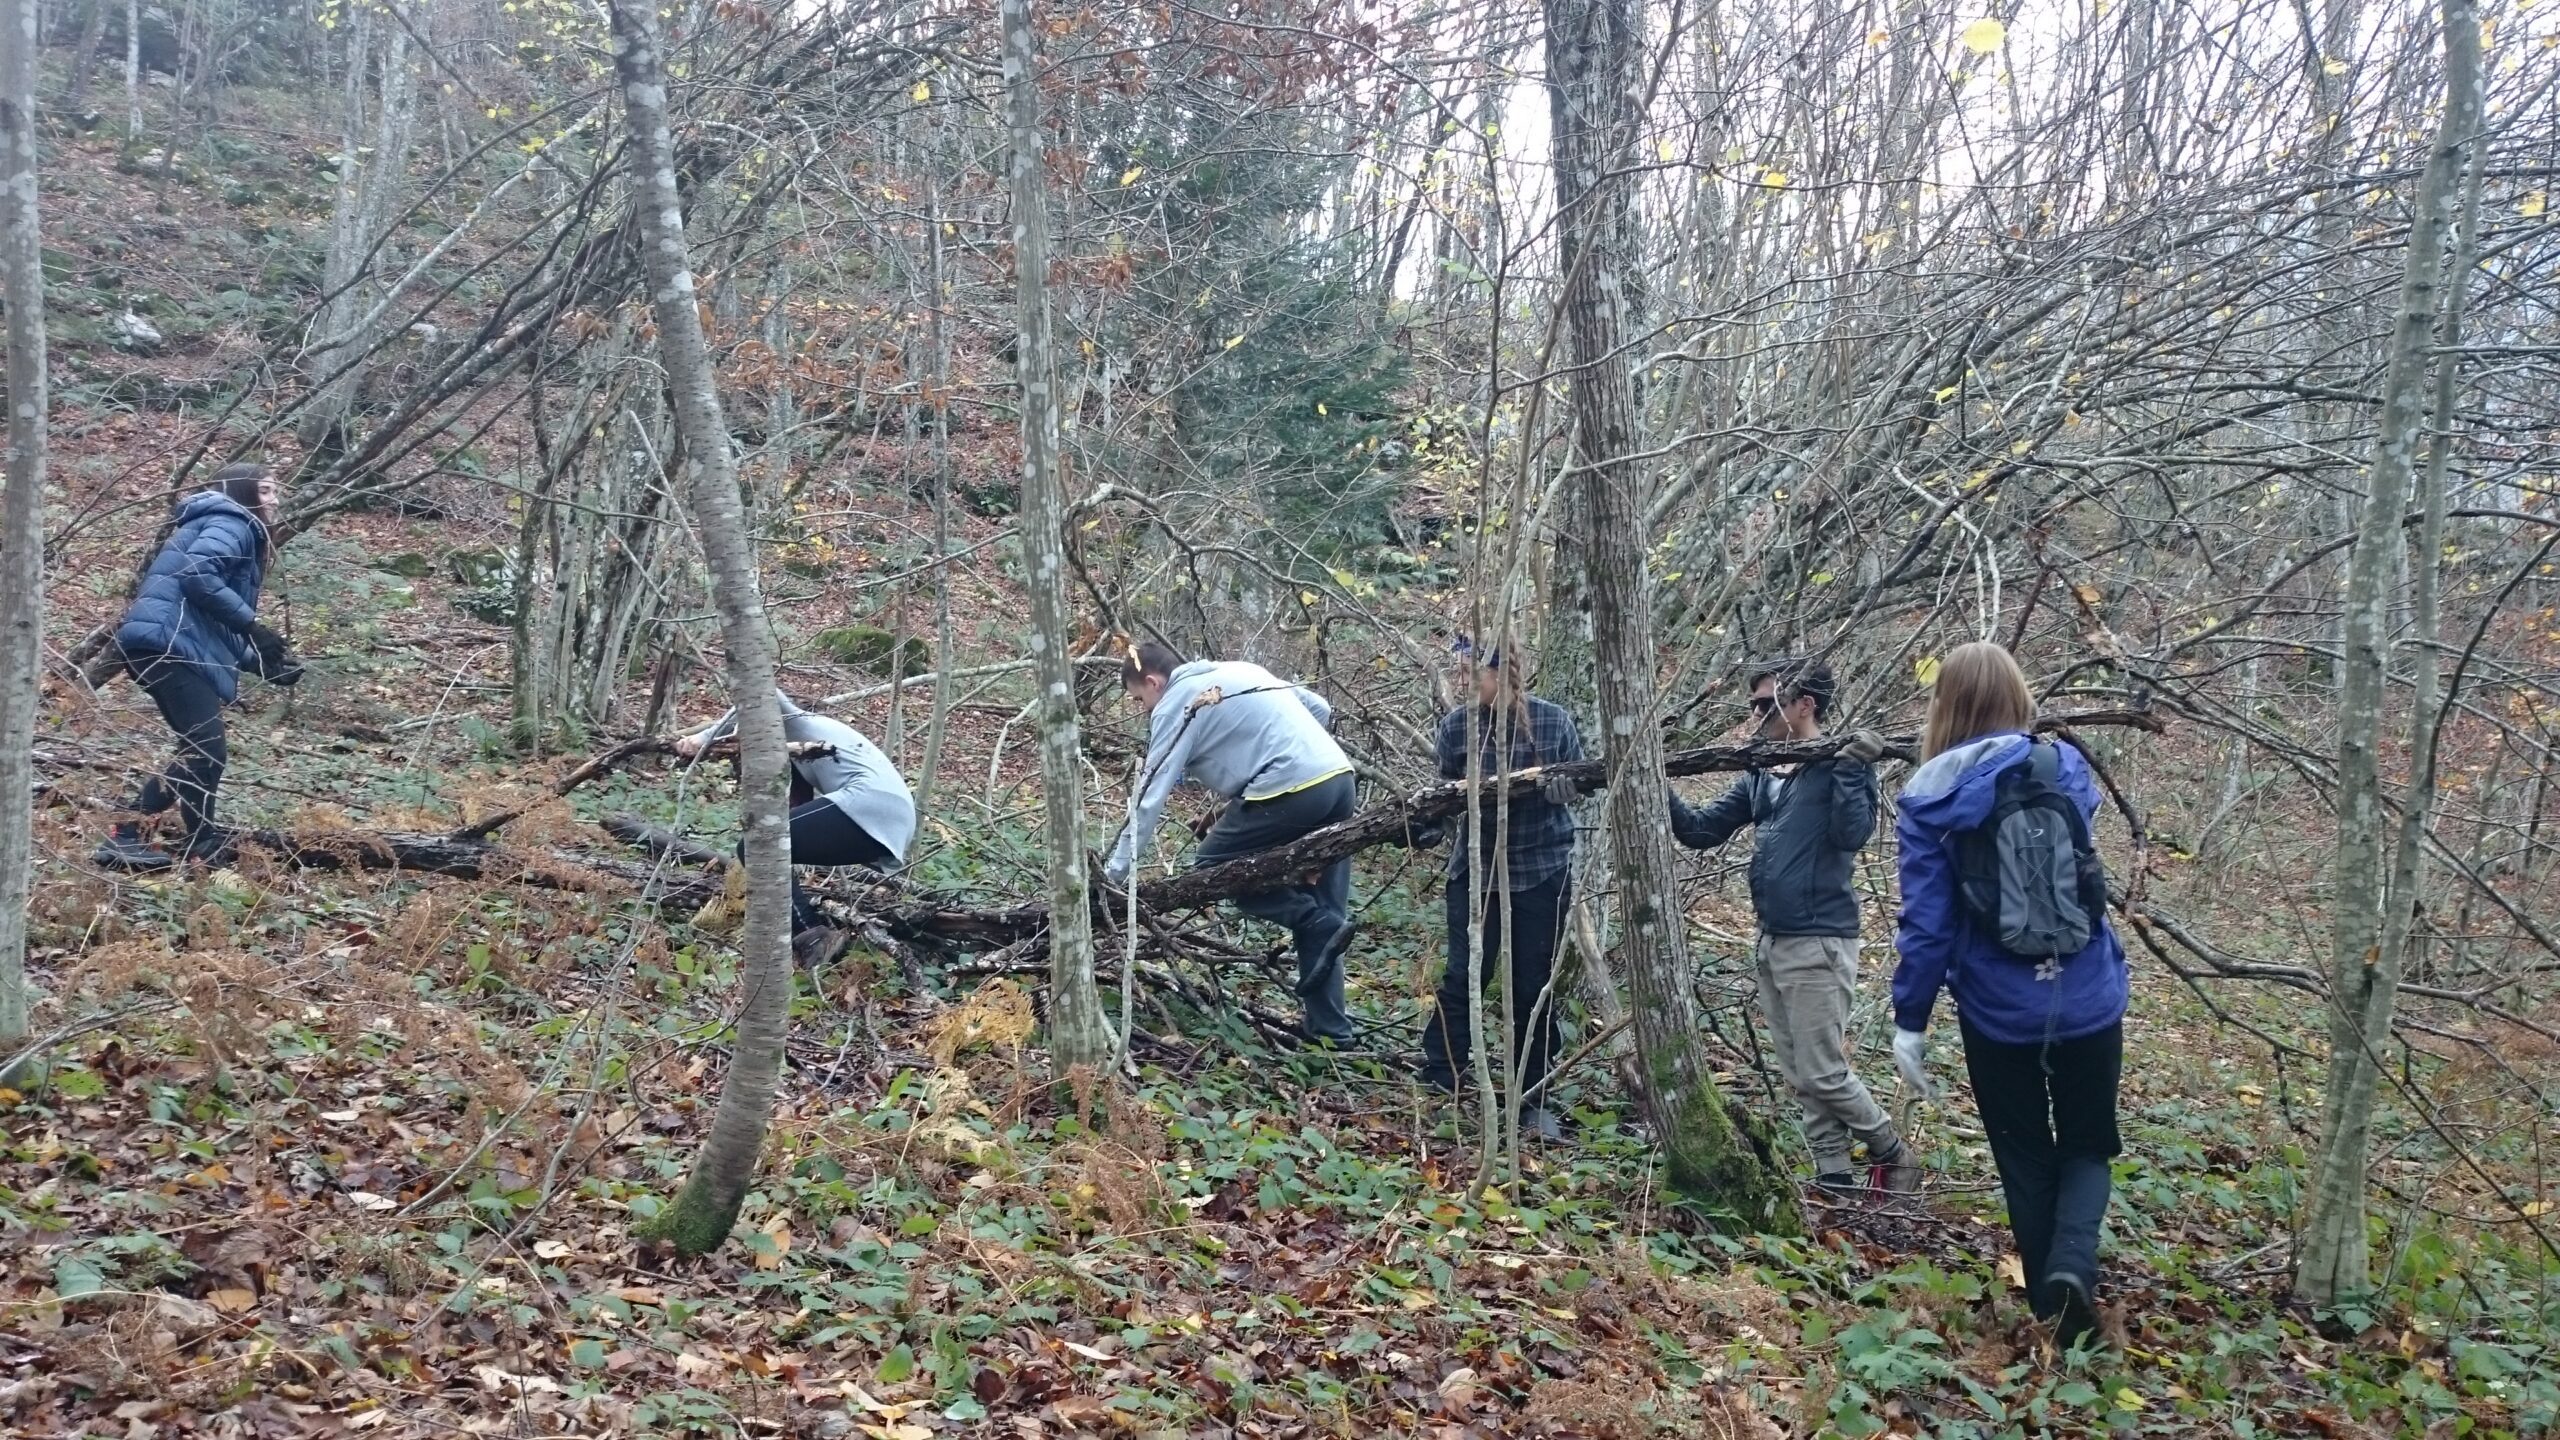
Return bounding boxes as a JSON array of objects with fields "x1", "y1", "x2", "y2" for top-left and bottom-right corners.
[
  {"x1": 1539, "y1": 771, "x2": 1581, "y2": 807},
  {"x1": 1839, "y1": 730, "x2": 1885, "y2": 764}
]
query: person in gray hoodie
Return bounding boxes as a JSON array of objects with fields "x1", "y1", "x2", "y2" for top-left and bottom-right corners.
[
  {"x1": 675, "y1": 689, "x2": 916, "y2": 967},
  {"x1": 1103, "y1": 641, "x2": 1358, "y2": 1042},
  {"x1": 1669, "y1": 656, "x2": 1915, "y2": 1195}
]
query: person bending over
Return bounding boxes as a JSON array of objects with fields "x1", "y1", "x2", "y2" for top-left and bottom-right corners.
[
  {"x1": 1668, "y1": 655, "x2": 1913, "y2": 1195},
  {"x1": 1103, "y1": 641, "x2": 1358, "y2": 1043},
  {"x1": 674, "y1": 689, "x2": 915, "y2": 968},
  {"x1": 96, "y1": 463, "x2": 303, "y2": 871}
]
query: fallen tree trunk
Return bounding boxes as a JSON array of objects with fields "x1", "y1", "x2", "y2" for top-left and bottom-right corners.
[
  {"x1": 1134, "y1": 708, "x2": 2162, "y2": 914},
  {"x1": 451, "y1": 737, "x2": 837, "y2": 842},
  {"x1": 232, "y1": 709, "x2": 2161, "y2": 952}
]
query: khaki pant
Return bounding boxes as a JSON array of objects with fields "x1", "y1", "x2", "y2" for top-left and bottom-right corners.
[{"x1": 1756, "y1": 933, "x2": 1896, "y2": 1174}]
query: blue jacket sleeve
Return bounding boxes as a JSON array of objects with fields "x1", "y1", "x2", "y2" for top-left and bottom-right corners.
[
  {"x1": 173, "y1": 517, "x2": 261, "y2": 636},
  {"x1": 1891, "y1": 810, "x2": 1962, "y2": 1033},
  {"x1": 1827, "y1": 759, "x2": 1879, "y2": 852},
  {"x1": 1668, "y1": 775, "x2": 1754, "y2": 850}
]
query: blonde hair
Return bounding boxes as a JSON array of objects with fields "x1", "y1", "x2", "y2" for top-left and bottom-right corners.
[{"x1": 1923, "y1": 642, "x2": 2037, "y2": 758}]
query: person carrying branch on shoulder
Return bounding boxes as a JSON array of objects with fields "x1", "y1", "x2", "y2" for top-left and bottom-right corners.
[
  {"x1": 95, "y1": 463, "x2": 304, "y2": 872},
  {"x1": 1102, "y1": 640, "x2": 1359, "y2": 1044},
  {"x1": 1889, "y1": 641, "x2": 2127, "y2": 1351},
  {"x1": 1667, "y1": 655, "x2": 1916, "y2": 1196},
  {"x1": 673, "y1": 688, "x2": 915, "y2": 970},
  {"x1": 1418, "y1": 640, "x2": 1584, "y2": 1142}
]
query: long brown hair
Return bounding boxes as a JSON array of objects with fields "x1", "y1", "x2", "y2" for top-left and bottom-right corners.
[
  {"x1": 1467, "y1": 650, "x2": 1542, "y2": 765},
  {"x1": 1922, "y1": 641, "x2": 2036, "y2": 758}
]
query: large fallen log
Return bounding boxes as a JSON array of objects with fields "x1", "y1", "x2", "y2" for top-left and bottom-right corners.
[
  {"x1": 842, "y1": 707, "x2": 2167, "y2": 948},
  {"x1": 1138, "y1": 707, "x2": 2159, "y2": 914},
  {"x1": 226, "y1": 709, "x2": 2159, "y2": 954},
  {"x1": 450, "y1": 738, "x2": 840, "y2": 843}
]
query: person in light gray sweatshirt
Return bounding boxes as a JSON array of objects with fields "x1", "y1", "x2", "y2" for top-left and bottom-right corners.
[
  {"x1": 1103, "y1": 641, "x2": 1359, "y2": 1041},
  {"x1": 676, "y1": 690, "x2": 916, "y2": 959}
]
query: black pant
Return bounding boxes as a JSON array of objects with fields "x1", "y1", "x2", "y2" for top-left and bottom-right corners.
[
  {"x1": 1192, "y1": 772, "x2": 1358, "y2": 1040},
  {"x1": 1962, "y1": 1021, "x2": 2122, "y2": 1312},
  {"x1": 735, "y1": 799, "x2": 892, "y2": 933},
  {"x1": 130, "y1": 656, "x2": 229, "y2": 840},
  {"x1": 1422, "y1": 870, "x2": 1569, "y2": 1101}
]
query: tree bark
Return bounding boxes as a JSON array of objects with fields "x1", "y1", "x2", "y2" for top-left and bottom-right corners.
[
  {"x1": 299, "y1": 12, "x2": 418, "y2": 457},
  {"x1": 65, "y1": 0, "x2": 109, "y2": 114},
  {"x1": 123, "y1": 0, "x2": 139, "y2": 139},
  {"x1": 608, "y1": 0, "x2": 796, "y2": 1260},
  {"x1": 1540, "y1": 0, "x2": 1796, "y2": 1230},
  {"x1": 0, "y1": 0, "x2": 48, "y2": 1060},
  {"x1": 2297, "y1": 0, "x2": 2479, "y2": 1308},
  {"x1": 1002, "y1": 0, "x2": 1111, "y2": 1074}
]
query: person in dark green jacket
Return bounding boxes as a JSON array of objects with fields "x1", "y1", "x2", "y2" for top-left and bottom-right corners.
[{"x1": 1670, "y1": 656, "x2": 1913, "y2": 1195}]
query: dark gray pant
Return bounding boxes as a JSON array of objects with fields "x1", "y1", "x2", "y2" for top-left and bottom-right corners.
[
  {"x1": 1192, "y1": 771, "x2": 1357, "y2": 1040},
  {"x1": 1962, "y1": 1020, "x2": 2122, "y2": 1313},
  {"x1": 736, "y1": 799, "x2": 893, "y2": 934},
  {"x1": 131, "y1": 655, "x2": 229, "y2": 840},
  {"x1": 1423, "y1": 870, "x2": 1568, "y2": 1099}
]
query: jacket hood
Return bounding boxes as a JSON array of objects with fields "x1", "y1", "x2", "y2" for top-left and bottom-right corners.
[
  {"x1": 177, "y1": 490, "x2": 268, "y2": 539},
  {"x1": 1898, "y1": 732, "x2": 2032, "y2": 830}
]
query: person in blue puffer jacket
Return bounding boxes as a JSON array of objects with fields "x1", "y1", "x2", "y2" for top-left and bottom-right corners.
[
  {"x1": 1889, "y1": 641, "x2": 2128, "y2": 1350},
  {"x1": 95, "y1": 464, "x2": 302, "y2": 871}
]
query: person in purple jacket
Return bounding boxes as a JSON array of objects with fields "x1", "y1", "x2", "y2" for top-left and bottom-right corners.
[{"x1": 1889, "y1": 642, "x2": 2128, "y2": 1349}]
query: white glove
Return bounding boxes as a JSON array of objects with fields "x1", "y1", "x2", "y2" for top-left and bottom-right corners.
[{"x1": 1893, "y1": 1028, "x2": 1934, "y2": 1099}]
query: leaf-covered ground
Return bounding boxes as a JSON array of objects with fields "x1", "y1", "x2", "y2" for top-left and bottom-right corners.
[
  {"x1": 11, "y1": 74, "x2": 2560, "y2": 1440},
  {"x1": 9, "y1": 532, "x2": 2558, "y2": 1437}
]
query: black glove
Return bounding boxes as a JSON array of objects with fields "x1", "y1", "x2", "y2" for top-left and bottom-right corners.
[
  {"x1": 1398, "y1": 817, "x2": 1446, "y2": 850},
  {"x1": 247, "y1": 623, "x2": 303, "y2": 687}
]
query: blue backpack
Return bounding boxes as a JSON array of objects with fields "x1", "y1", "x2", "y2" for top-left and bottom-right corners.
[{"x1": 1953, "y1": 739, "x2": 2110, "y2": 959}]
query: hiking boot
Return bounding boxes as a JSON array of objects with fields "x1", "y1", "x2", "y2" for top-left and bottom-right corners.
[
  {"x1": 2045, "y1": 1272, "x2": 2099, "y2": 1350},
  {"x1": 1813, "y1": 1170, "x2": 1863, "y2": 1201},
  {"x1": 178, "y1": 827, "x2": 239, "y2": 867},
  {"x1": 1869, "y1": 1140, "x2": 1924, "y2": 1197},
  {"x1": 792, "y1": 925, "x2": 851, "y2": 974},
  {"x1": 93, "y1": 823, "x2": 174, "y2": 873}
]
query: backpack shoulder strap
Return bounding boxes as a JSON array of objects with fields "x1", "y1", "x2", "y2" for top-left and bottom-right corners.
[{"x1": 2027, "y1": 735, "x2": 2060, "y2": 785}]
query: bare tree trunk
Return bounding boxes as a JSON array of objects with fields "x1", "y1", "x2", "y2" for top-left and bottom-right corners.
[
  {"x1": 1540, "y1": 0, "x2": 1795, "y2": 1230},
  {"x1": 65, "y1": 0, "x2": 109, "y2": 114},
  {"x1": 300, "y1": 14, "x2": 418, "y2": 457},
  {"x1": 609, "y1": 0, "x2": 795, "y2": 1259},
  {"x1": 0, "y1": 0, "x2": 48, "y2": 1061},
  {"x1": 2297, "y1": 0, "x2": 2479, "y2": 1308},
  {"x1": 1002, "y1": 0, "x2": 1110, "y2": 1073},
  {"x1": 913, "y1": 159, "x2": 957, "y2": 818},
  {"x1": 122, "y1": 0, "x2": 139, "y2": 138}
]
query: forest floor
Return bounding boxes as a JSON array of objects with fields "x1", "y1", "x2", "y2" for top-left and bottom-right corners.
[{"x1": 7, "y1": 81, "x2": 2560, "y2": 1440}]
